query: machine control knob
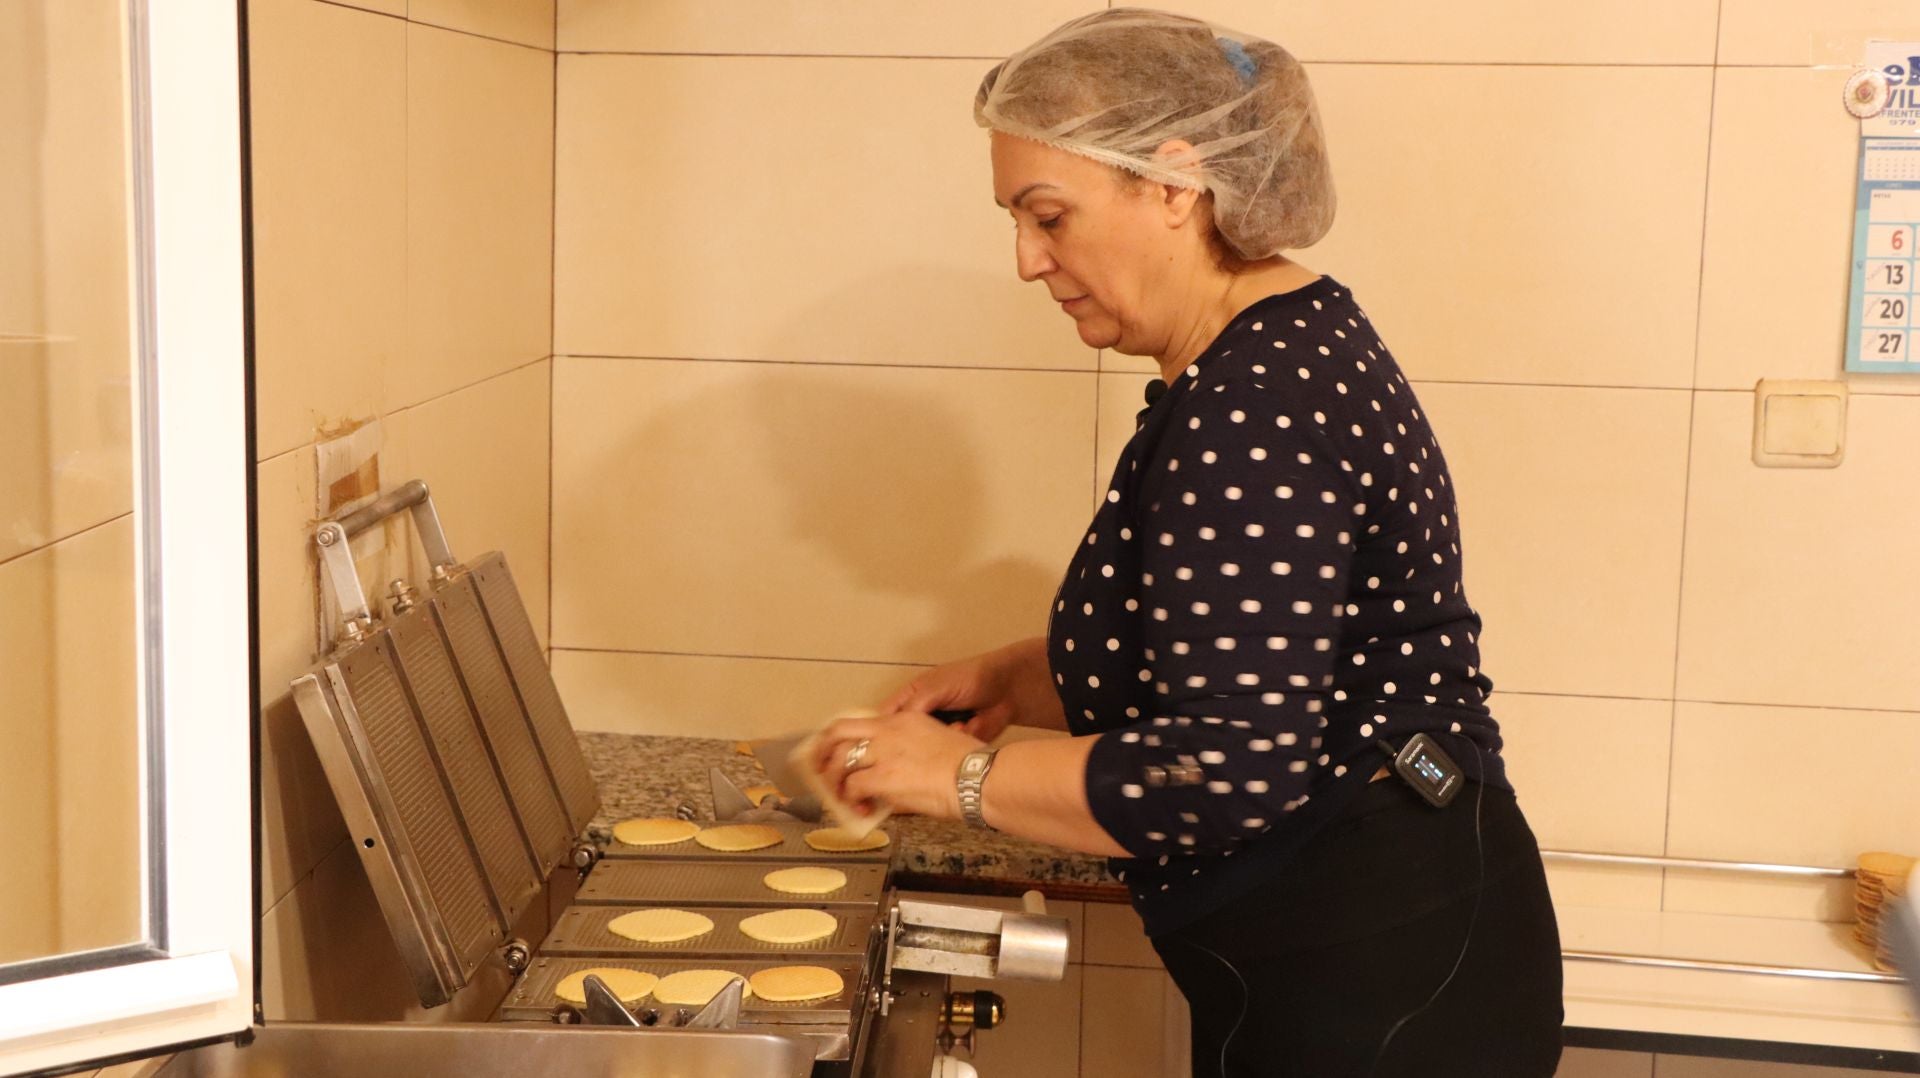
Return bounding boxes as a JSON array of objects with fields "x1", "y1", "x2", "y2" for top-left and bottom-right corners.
[{"x1": 942, "y1": 990, "x2": 1005, "y2": 1031}]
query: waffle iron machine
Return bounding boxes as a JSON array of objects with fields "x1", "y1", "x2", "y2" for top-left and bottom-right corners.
[{"x1": 289, "y1": 482, "x2": 1072, "y2": 1077}]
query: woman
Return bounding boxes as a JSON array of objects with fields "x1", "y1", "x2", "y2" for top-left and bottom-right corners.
[{"x1": 814, "y1": 11, "x2": 1563, "y2": 1075}]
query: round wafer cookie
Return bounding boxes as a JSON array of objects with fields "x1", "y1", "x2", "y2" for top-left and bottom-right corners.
[
  {"x1": 554, "y1": 967, "x2": 657, "y2": 1004},
  {"x1": 742, "y1": 783, "x2": 780, "y2": 804},
  {"x1": 1858, "y1": 852, "x2": 1916, "y2": 877},
  {"x1": 652, "y1": 969, "x2": 753, "y2": 1006},
  {"x1": 611, "y1": 817, "x2": 699, "y2": 846},
  {"x1": 804, "y1": 826, "x2": 890, "y2": 852},
  {"x1": 749, "y1": 965, "x2": 845, "y2": 1003},
  {"x1": 739, "y1": 908, "x2": 838, "y2": 945},
  {"x1": 764, "y1": 866, "x2": 848, "y2": 895},
  {"x1": 607, "y1": 908, "x2": 715, "y2": 944},
  {"x1": 694, "y1": 823, "x2": 784, "y2": 852}
]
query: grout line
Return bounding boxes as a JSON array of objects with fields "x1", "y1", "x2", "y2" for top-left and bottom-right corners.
[
  {"x1": 548, "y1": 28, "x2": 559, "y2": 654},
  {"x1": 0, "y1": 512, "x2": 135, "y2": 573},
  {"x1": 261, "y1": 835, "x2": 352, "y2": 919},
  {"x1": 549, "y1": 645, "x2": 929, "y2": 669},
  {"x1": 558, "y1": 352, "x2": 1104, "y2": 375},
  {"x1": 383, "y1": 352, "x2": 551, "y2": 420},
  {"x1": 554, "y1": 644, "x2": 1920, "y2": 716},
  {"x1": 552, "y1": 356, "x2": 1920, "y2": 398},
  {"x1": 306, "y1": 0, "x2": 548, "y2": 55},
  {"x1": 1659, "y1": 0, "x2": 1725, "y2": 911}
]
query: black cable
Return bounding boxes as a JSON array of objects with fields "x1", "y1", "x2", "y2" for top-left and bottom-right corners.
[{"x1": 1365, "y1": 736, "x2": 1487, "y2": 1076}]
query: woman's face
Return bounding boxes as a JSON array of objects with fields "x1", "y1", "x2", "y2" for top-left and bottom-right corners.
[{"x1": 990, "y1": 132, "x2": 1197, "y2": 354}]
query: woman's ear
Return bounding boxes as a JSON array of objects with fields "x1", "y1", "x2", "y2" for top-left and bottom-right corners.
[{"x1": 1151, "y1": 139, "x2": 1205, "y2": 227}]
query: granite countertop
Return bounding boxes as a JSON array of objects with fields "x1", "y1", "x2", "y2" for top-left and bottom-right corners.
[{"x1": 577, "y1": 732, "x2": 1120, "y2": 897}]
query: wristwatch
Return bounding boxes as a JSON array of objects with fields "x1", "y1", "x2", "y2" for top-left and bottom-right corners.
[{"x1": 955, "y1": 749, "x2": 999, "y2": 829}]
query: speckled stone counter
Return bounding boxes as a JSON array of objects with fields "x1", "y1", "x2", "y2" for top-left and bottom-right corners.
[{"x1": 577, "y1": 731, "x2": 1123, "y2": 900}]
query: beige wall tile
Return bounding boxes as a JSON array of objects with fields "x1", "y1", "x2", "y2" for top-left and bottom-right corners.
[
  {"x1": 398, "y1": 23, "x2": 553, "y2": 412},
  {"x1": 259, "y1": 689, "x2": 350, "y2": 911},
  {"x1": 1556, "y1": 1048, "x2": 1653, "y2": 1078},
  {"x1": 1676, "y1": 392, "x2": 1920, "y2": 711},
  {"x1": 1079, "y1": 966, "x2": 1184, "y2": 1078},
  {"x1": 412, "y1": 0, "x2": 555, "y2": 50},
  {"x1": 1083, "y1": 900, "x2": 1162, "y2": 969},
  {"x1": 552, "y1": 649, "x2": 926, "y2": 738},
  {"x1": 1095, "y1": 372, "x2": 1156, "y2": 512},
  {"x1": 1414, "y1": 383, "x2": 1692, "y2": 699},
  {"x1": 328, "y1": 0, "x2": 405, "y2": 16},
  {"x1": 1662, "y1": 869, "x2": 1857, "y2": 924},
  {"x1": 1654, "y1": 1056, "x2": 1894, "y2": 1078},
  {"x1": 1666, "y1": 701, "x2": 1920, "y2": 871},
  {"x1": 0, "y1": 1, "x2": 135, "y2": 561},
  {"x1": 557, "y1": 0, "x2": 1087, "y2": 56},
  {"x1": 1496, "y1": 694, "x2": 1672, "y2": 856},
  {"x1": 48, "y1": 517, "x2": 140, "y2": 954},
  {"x1": 1694, "y1": 69, "x2": 1920, "y2": 394},
  {"x1": 92, "y1": 1059, "x2": 170, "y2": 1078},
  {"x1": 384, "y1": 360, "x2": 552, "y2": 646},
  {"x1": 1174, "y1": 1, "x2": 1716, "y2": 64},
  {"x1": 553, "y1": 55, "x2": 1090, "y2": 369},
  {"x1": 1718, "y1": 0, "x2": 1920, "y2": 66},
  {"x1": 259, "y1": 839, "x2": 427, "y2": 1022},
  {"x1": 954, "y1": 966, "x2": 1082, "y2": 1078},
  {"x1": 1304, "y1": 65, "x2": 1711, "y2": 389},
  {"x1": 550, "y1": 358, "x2": 1093, "y2": 662},
  {"x1": 249, "y1": 0, "x2": 404, "y2": 459},
  {"x1": 256, "y1": 447, "x2": 320, "y2": 694},
  {"x1": 255, "y1": 446, "x2": 349, "y2": 908},
  {"x1": 1545, "y1": 861, "x2": 1665, "y2": 913},
  {"x1": 0, "y1": 551, "x2": 56, "y2": 961},
  {"x1": 0, "y1": 520, "x2": 141, "y2": 962}
]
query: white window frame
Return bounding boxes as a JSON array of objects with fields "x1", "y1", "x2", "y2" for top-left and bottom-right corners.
[{"x1": 0, "y1": 0, "x2": 253, "y2": 1071}]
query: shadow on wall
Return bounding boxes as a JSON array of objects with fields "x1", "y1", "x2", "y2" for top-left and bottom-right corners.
[{"x1": 610, "y1": 262, "x2": 1078, "y2": 667}]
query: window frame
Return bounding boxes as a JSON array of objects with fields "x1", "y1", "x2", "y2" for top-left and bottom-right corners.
[{"x1": 0, "y1": 0, "x2": 254, "y2": 1070}]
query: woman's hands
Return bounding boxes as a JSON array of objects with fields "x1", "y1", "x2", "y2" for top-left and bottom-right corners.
[
  {"x1": 812, "y1": 710, "x2": 986, "y2": 821},
  {"x1": 880, "y1": 637, "x2": 1064, "y2": 742}
]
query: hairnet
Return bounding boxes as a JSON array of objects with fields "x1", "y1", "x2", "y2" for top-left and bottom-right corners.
[{"x1": 974, "y1": 8, "x2": 1335, "y2": 261}]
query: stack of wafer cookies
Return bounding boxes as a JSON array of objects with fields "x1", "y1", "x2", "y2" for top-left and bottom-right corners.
[{"x1": 1854, "y1": 851, "x2": 1916, "y2": 973}]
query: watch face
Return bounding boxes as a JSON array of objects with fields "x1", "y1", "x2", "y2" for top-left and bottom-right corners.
[{"x1": 961, "y1": 756, "x2": 989, "y2": 778}]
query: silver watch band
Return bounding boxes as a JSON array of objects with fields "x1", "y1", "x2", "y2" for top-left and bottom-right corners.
[{"x1": 955, "y1": 749, "x2": 998, "y2": 828}]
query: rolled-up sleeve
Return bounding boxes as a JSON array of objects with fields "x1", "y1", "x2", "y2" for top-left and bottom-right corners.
[{"x1": 1084, "y1": 375, "x2": 1360, "y2": 858}]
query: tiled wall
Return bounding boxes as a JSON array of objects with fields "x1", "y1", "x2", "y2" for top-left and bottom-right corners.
[
  {"x1": 0, "y1": 0, "x2": 143, "y2": 965},
  {"x1": 546, "y1": 0, "x2": 1920, "y2": 1070},
  {"x1": 248, "y1": 0, "x2": 555, "y2": 1020}
]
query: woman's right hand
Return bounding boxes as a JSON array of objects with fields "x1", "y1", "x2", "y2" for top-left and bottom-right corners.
[{"x1": 879, "y1": 639, "x2": 1052, "y2": 742}]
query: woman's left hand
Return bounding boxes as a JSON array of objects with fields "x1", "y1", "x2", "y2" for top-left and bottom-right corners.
[{"x1": 813, "y1": 710, "x2": 986, "y2": 821}]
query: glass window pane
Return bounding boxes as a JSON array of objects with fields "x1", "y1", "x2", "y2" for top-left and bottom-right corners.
[{"x1": 0, "y1": 0, "x2": 145, "y2": 967}]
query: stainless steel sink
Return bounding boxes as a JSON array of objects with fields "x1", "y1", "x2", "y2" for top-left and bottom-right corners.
[{"x1": 154, "y1": 1021, "x2": 817, "y2": 1078}]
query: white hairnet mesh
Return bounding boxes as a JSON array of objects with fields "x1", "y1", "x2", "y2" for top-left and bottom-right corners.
[{"x1": 974, "y1": 8, "x2": 1335, "y2": 261}]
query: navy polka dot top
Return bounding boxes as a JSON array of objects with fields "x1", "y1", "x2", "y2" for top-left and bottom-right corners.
[{"x1": 1047, "y1": 276, "x2": 1511, "y2": 936}]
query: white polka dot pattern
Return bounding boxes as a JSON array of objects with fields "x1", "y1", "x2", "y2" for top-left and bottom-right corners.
[{"x1": 1042, "y1": 278, "x2": 1507, "y2": 928}]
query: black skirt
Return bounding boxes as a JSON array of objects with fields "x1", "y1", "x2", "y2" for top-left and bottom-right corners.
[{"x1": 1149, "y1": 776, "x2": 1564, "y2": 1078}]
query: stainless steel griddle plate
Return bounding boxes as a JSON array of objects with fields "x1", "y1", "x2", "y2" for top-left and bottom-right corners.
[
  {"x1": 467, "y1": 556, "x2": 601, "y2": 832},
  {"x1": 536, "y1": 904, "x2": 875, "y2": 958},
  {"x1": 575, "y1": 860, "x2": 889, "y2": 908},
  {"x1": 498, "y1": 956, "x2": 866, "y2": 1027},
  {"x1": 601, "y1": 819, "x2": 893, "y2": 864}
]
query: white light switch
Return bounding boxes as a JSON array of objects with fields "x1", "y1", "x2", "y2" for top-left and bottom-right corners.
[{"x1": 1752, "y1": 379, "x2": 1847, "y2": 468}]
